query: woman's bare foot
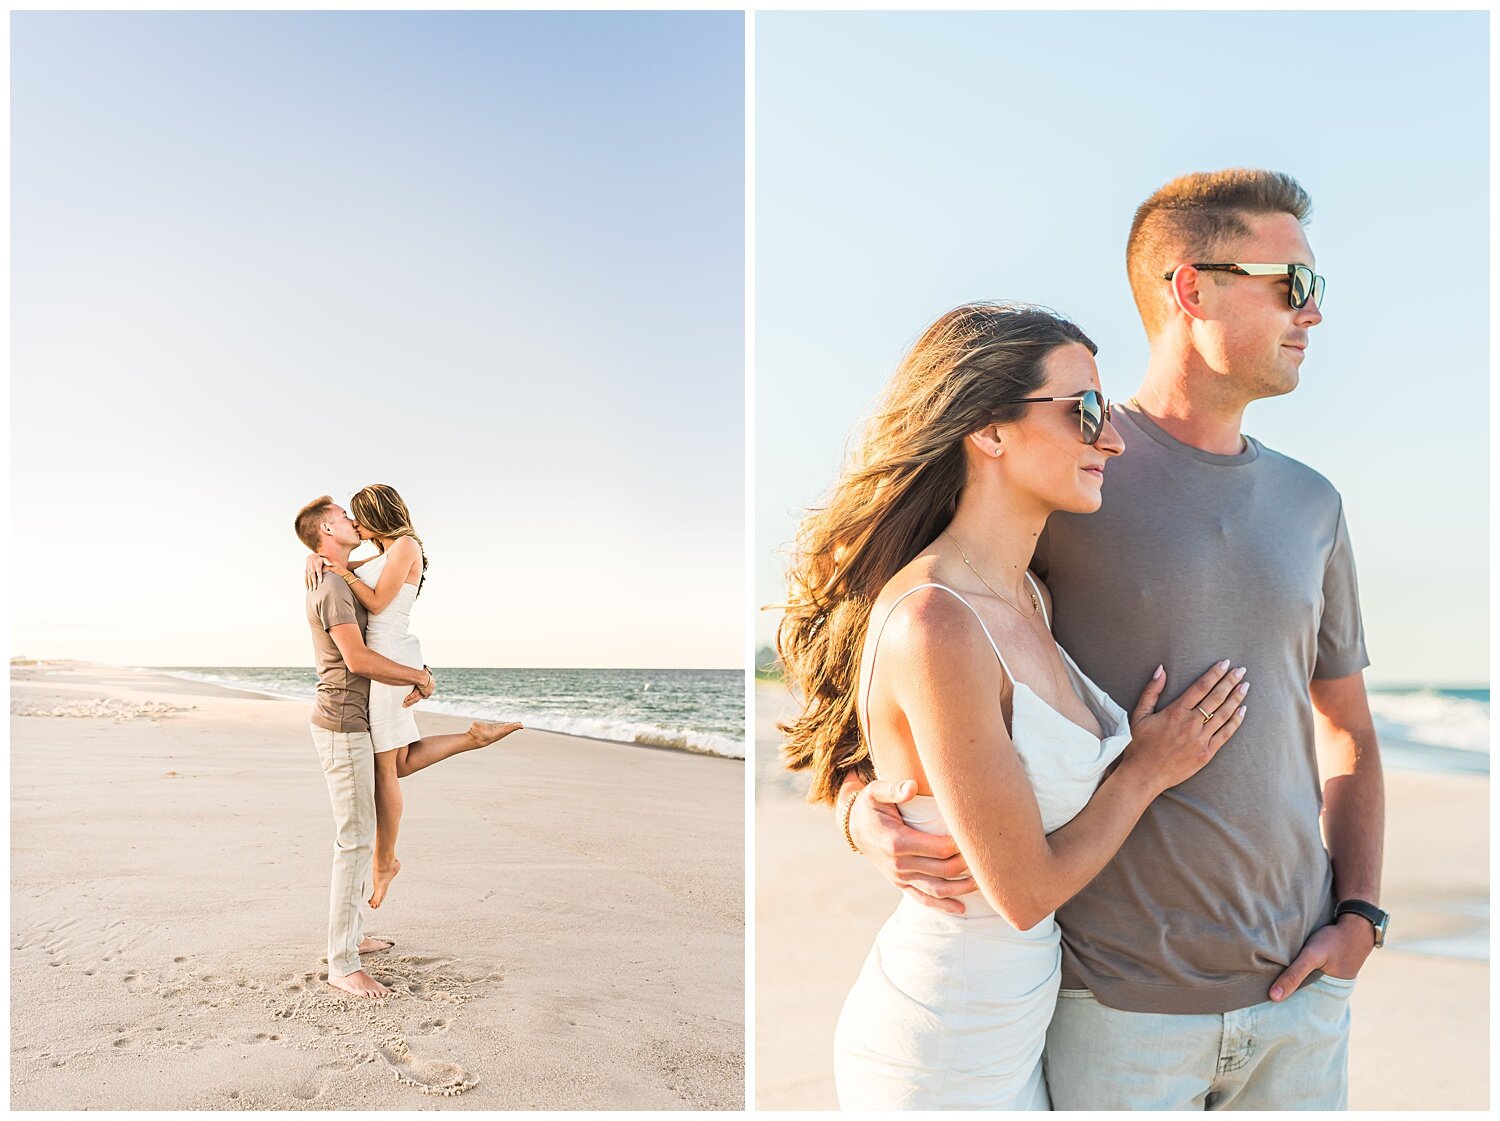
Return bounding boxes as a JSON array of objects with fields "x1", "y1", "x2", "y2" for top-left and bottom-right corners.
[
  {"x1": 358, "y1": 936, "x2": 395, "y2": 955},
  {"x1": 368, "y1": 859, "x2": 401, "y2": 910},
  {"x1": 466, "y1": 720, "x2": 523, "y2": 748},
  {"x1": 327, "y1": 969, "x2": 388, "y2": 999}
]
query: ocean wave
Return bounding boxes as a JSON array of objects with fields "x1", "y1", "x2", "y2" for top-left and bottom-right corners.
[
  {"x1": 1369, "y1": 691, "x2": 1489, "y2": 754},
  {"x1": 420, "y1": 699, "x2": 744, "y2": 759},
  {"x1": 160, "y1": 670, "x2": 314, "y2": 704},
  {"x1": 158, "y1": 670, "x2": 744, "y2": 760}
]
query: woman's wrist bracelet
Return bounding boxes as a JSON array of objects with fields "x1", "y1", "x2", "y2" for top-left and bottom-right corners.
[
  {"x1": 340, "y1": 572, "x2": 359, "y2": 587},
  {"x1": 840, "y1": 789, "x2": 862, "y2": 854}
]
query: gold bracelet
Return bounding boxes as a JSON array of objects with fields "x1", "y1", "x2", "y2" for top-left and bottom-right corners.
[
  {"x1": 341, "y1": 572, "x2": 359, "y2": 587},
  {"x1": 840, "y1": 790, "x2": 861, "y2": 854}
]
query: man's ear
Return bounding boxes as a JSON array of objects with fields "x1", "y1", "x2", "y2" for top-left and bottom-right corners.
[{"x1": 1169, "y1": 264, "x2": 1211, "y2": 322}]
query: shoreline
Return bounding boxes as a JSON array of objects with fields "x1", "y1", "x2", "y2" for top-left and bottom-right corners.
[
  {"x1": 22, "y1": 661, "x2": 746, "y2": 762},
  {"x1": 12, "y1": 663, "x2": 745, "y2": 1110}
]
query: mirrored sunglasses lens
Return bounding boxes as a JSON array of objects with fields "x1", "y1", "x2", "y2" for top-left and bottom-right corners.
[
  {"x1": 1080, "y1": 392, "x2": 1102, "y2": 443},
  {"x1": 1290, "y1": 267, "x2": 1311, "y2": 307},
  {"x1": 1313, "y1": 274, "x2": 1325, "y2": 307}
]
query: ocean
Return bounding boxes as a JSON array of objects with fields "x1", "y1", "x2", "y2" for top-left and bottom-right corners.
[
  {"x1": 159, "y1": 666, "x2": 745, "y2": 760},
  {"x1": 1367, "y1": 686, "x2": 1489, "y2": 776}
]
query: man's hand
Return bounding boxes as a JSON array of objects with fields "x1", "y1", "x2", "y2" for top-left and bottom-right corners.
[
  {"x1": 402, "y1": 668, "x2": 435, "y2": 709},
  {"x1": 1269, "y1": 914, "x2": 1377, "y2": 1000},
  {"x1": 848, "y1": 778, "x2": 975, "y2": 915}
]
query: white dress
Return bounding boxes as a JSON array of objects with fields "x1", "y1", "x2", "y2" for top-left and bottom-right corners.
[
  {"x1": 357, "y1": 551, "x2": 423, "y2": 752},
  {"x1": 833, "y1": 578, "x2": 1131, "y2": 1111}
]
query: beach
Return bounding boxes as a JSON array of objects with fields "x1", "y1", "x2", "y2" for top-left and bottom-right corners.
[
  {"x1": 754, "y1": 681, "x2": 1489, "y2": 1111},
  {"x1": 11, "y1": 663, "x2": 744, "y2": 1110}
]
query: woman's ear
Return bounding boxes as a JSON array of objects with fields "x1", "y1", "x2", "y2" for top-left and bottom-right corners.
[{"x1": 968, "y1": 426, "x2": 1004, "y2": 458}]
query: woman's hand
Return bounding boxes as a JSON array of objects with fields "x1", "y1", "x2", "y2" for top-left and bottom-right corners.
[
  {"x1": 304, "y1": 554, "x2": 327, "y2": 590},
  {"x1": 1121, "y1": 660, "x2": 1248, "y2": 795}
]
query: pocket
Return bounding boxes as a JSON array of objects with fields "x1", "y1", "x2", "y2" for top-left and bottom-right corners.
[
  {"x1": 1312, "y1": 971, "x2": 1357, "y2": 992},
  {"x1": 1056, "y1": 987, "x2": 1096, "y2": 1000}
]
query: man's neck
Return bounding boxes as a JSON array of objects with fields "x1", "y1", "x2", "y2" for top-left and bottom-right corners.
[
  {"x1": 317, "y1": 541, "x2": 353, "y2": 567},
  {"x1": 1134, "y1": 354, "x2": 1249, "y2": 456}
]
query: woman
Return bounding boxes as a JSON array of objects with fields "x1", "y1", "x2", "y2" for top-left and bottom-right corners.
[
  {"x1": 778, "y1": 304, "x2": 1250, "y2": 1109},
  {"x1": 306, "y1": 483, "x2": 522, "y2": 909}
]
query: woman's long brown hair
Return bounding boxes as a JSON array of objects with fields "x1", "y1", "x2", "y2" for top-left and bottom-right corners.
[
  {"x1": 349, "y1": 483, "x2": 428, "y2": 596},
  {"x1": 777, "y1": 303, "x2": 1096, "y2": 804}
]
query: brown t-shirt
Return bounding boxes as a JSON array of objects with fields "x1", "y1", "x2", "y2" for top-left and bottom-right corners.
[
  {"x1": 1033, "y1": 402, "x2": 1369, "y2": 1014},
  {"x1": 306, "y1": 578, "x2": 370, "y2": 734}
]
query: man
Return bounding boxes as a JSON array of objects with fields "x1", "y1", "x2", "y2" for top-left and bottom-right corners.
[
  {"x1": 842, "y1": 169, "x2": 1384, "y2": 1109},
  {"x1": 295, "y1": 495, "x2": 436, "y2": 999}
]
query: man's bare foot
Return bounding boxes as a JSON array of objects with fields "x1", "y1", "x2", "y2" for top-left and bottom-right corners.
[
  {"x1": 326, "y1": 969, "x2": 388, "y2": 999},
  {"x1": 466, "y1": 720, "x2": 523, "y2": 748},
  {"x1": 368, "y1": 859, "x2": 401, "y2": 909},
  {"x1": 358, "y1": 935, "x2": 395, "y2": 955}
]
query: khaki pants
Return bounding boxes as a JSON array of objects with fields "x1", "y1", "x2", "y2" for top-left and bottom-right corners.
[
  {"x1": 1045, "y1": 976, "x2": 1353, "y2": 1110},
  {"x1": 310, "y1": 725, "x2": 374, "y2": 978}
]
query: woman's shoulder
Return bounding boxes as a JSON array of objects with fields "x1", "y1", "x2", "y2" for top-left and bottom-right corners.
[
  {"x1": 387, "y1": 535, "x2": 420, "y2": 558},
  {"x1": 871, "y1": 572, "x2": 990, "y2": 665}
]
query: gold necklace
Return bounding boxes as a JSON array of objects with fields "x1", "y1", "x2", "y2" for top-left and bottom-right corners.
[{"x1": 943, "y1": 530, "x2": 1039, "y2": 619}]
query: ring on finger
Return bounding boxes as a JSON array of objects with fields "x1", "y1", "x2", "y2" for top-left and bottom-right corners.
[{"x1": 1196, "y1": 705, "x2": 1214, "y2": 724}]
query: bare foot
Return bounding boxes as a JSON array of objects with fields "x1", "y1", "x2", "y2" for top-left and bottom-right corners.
[
  {"x1": 359, "y1": 936, "x2": 395, "y2": 955},
  {"x1": 466, "y1": 720, "x2": 523, "y2": 748},
  {"x1": 326, "y1": 969, "x2": 388, "y2": 999},
  {"x1": 368, "y1": 859, "x2": 401, "y2": 910}
]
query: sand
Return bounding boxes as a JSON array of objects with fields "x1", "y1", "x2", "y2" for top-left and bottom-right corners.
[
  {"x1": 10, "y1": 664, "x2": 744, "y2": 1110},
  {"x1": 754, "y1": 681, "x2": 1489, "y2": 1111}
]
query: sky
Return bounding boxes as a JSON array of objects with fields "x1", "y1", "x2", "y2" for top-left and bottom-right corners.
[
  {"x1": 755, "y1": 11, "x2": 1489, "y2": 688},
  {"x1": 12, "y1": 11, "x2": 744, "y2": 669}
]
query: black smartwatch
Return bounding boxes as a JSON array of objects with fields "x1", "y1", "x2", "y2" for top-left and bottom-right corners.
[{"x1": 1334, "y1": 899, "x2": 1389, "y2": 949}]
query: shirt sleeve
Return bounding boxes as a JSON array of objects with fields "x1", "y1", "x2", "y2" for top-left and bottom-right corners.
[
  {"x1": 312, "y1": 580, "x2": 361, "y2": 632},
  {"x1": 1313, "y1": 501, "x2": 1370, "y2": 679}
]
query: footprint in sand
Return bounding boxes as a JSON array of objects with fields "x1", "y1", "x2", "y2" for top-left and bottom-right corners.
[
  {"x1": 235, "y1": 1031, "x2": 284, "y2": 1046},
  {"x1": 415, "y1": 1017, "x2": 451, "y2": 1035},
  {"x1": 291, "y1": 1056, "x2": 362, "y2": 1102},
  {"x1": 378, "y1": 1039, "x2": 476, "y2": 1097},
  {"x1": 122, "y1": 971, "x2": 151, "y2": 993}
]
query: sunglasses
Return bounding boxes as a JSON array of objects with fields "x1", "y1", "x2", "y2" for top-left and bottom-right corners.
[
  {"x1": 1163, "y1": 262, "x2": 1326, "y2": 310},
  {"x1": 1014, "y1": 389, "x2": 1112, "y2": 445}
]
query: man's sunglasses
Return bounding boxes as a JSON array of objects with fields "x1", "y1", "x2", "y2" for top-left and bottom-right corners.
[
  {"x1": 1014, "y1": 389, "x2": 1112, "y2": 445},
  {"x1": 1163, "y1": 262, "x2": 1326, "y2": 310}
]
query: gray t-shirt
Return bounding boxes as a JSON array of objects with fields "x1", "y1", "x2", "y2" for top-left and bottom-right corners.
[
  {"x1": 306, "y1": 578, "x2": 370, "y2": 734},
  {"x1": 1034, "y1": 402, "x2": 1369, "y2": 1015}
]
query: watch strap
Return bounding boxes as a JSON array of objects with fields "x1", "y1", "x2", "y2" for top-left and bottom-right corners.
[{"x1": 1334, "y1": 898, "x2": 1388, "y2": 946}]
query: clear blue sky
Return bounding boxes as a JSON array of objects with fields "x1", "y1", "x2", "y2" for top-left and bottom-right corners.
[
  {"x1": 13, "y1": 11, "x2": 744, "y2": 668},
  {"x1": 755, "y1": 11, "x2": 1488, "y2": 687}
]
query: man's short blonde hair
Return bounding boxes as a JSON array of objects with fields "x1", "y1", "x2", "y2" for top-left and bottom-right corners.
[
  {"x1": 294, "y1": 495, "x2": 335, "y2": 552},
  {"x1": 1127, "y1": 169, "x2": 1313, "y2": 338}
]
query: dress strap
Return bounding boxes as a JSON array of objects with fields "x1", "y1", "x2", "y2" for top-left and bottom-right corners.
[
  {"x1": 1024, "y1": 571, "x2": 1050, "y2": 631},
  {"x1": 860, "y1": 583, "x2": 1015, "y2": 747}
]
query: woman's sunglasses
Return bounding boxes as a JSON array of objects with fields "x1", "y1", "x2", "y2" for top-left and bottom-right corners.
[{"x1": 1014, "y1": 389, "x2": 1112, "y2": 445}]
